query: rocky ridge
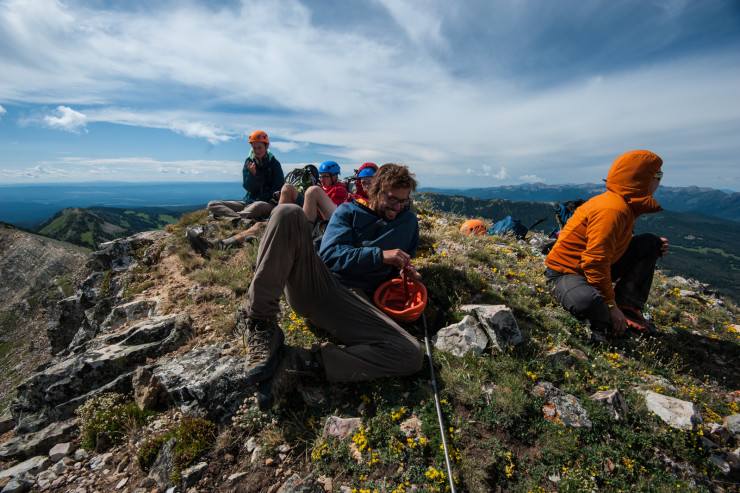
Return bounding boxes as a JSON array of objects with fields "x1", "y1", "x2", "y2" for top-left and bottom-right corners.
[{"x1": 0, "y1": 214, "x2": 738, "y2": 492}]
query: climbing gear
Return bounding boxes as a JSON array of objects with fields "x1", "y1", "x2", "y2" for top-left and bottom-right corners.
[
  {"x1": 618, "y1": 305, "x2": 659, "y2": 337},
  {"x1": 285, "y1": 165, "x2": 320, "y2": 193},
  {"x1": 244, "y1": 318, "x2": 285, "y2": 382},
  {"x1": 459, "y1": 219, "x2": 486, "y2": 236},
  {"x1": 421, "y1": 311, "x2": 457, "y2": 493},
  {"x1": 318, "y1": 160, "x2": 341, "y2": 175},
  {"x1": 373, "y1": 268, "x2": 427, "y2": 323},
  {"x1": 257, "y1": 346, "x2": 323, "y2": 411},
  {"x1": 248, "y1": 130, "x2": 269, "y2": 144}
]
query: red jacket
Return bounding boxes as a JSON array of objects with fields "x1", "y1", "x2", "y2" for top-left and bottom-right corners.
[
  {"x1": 545, "y1": 150, "x2": 663, "y2": 303},
  {"x1": 324, "y1": 182, "x2": 348, "y2": 206}
]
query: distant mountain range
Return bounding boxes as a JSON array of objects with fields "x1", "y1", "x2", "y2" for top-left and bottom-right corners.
[
  {"x1": 422, "y1": 183, "x2": 740, "y2": 223},
  {"x1": 1, "y1": 181, "x2": 738, "y2": 227}
]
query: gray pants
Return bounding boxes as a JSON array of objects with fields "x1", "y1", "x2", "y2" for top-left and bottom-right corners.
[
  {"x1": 246, "y1": 204, "x2": 423, "y2": 382},
  {"x1": 545, "y1": 233, "x2": 663, "y2": 330},
  {"x1": 207, "y1": 200, "x2": 274, "y2": 221}
]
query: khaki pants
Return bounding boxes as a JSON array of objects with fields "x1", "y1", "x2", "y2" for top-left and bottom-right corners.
[
  {"x1": 207, "y1": 200, "x2": 274, "y2": 220},
  {"x1": 246, "y1": 204, "x2": 423, "y2": 382}
]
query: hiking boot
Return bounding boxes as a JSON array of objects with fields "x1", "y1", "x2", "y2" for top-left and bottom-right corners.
[
  {"x1": 186, "y1": 227, "x2": 229, "y2": 256},
  {"x1": 244, "y1": 318, "x2": 285, "y2": 382},
  {"x1": 257, "y1": 346, "x2": 324, "y2": 411},
  {"x1": 618, "y1": 305, "x2": 659, "y2": 337}
]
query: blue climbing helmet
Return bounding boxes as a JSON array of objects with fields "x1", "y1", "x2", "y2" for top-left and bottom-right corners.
[{"x1": 319, "y1": 160, "x2": 340, "y2": 175}]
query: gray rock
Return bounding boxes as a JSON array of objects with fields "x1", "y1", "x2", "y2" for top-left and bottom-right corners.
[
  {"x1": 278, "y1": 474, "x2": 323, "y2": 493},
  {"x1": 639, "y1": 390, "x2": 702, "y2": 430},
  {"x1": 11, "y1": 314, "x2": 192, "y2": 434},
  {"x1": 711, "y1": 452, "x2": 731, "y2": 475},
  {"x1": 532, "y1": 381, "x2": 592, "y2": 429},
  {"x1": 323, "y1": 417, "x2": 362, "y2": 440},
  {"x1": 151, "y1": 343, "x2": 258, "y2": 424},
  {"x1": 48, "y1": 442, "x2": 72, "y2": 462},
  {"x1": 460, "y1": 304, "x2": 522, "y2": 351},
  {"x1": 0, "y1": 477, "x2": 34, "y2": 493},
  {"x1": 0, "y1": 420, "x2": 77, "y2": 462},
  {"x1": 0, "y1": 411, "x2": 14, "y2": 435},
  {"x1": 101, "y1": 299, "x2": 160, "y2": 333},
  {"x1": 723, "y1": 413, "x2": 740, "y2": 435},
  {"x1": 34, "y1": 470, "x2": 57, "y2": 489},
  {"x1": 73, "y1": 448, "x2": 89, "y2": 461},
  {"x1": 590, "y1": 389, "x2": 629, "y2": 421},
  {"x1": 0, "y1": 455, "x2": 51, "y2": 479},
  {"x1": 181, "y1": 462, "x2": 208, "y2": 489},
  {"x1": 87, "y1": 230, "x2": 168, "y2": 272},
  {"x1": 149, "y1": 438, "x2": 177, "y2": 489},
  {"x1": 432, "y1": 315, "x2": 488, "y2": 356},
  {"x1": 133, "y1": 366, "x2": 171, "y2": 411}
]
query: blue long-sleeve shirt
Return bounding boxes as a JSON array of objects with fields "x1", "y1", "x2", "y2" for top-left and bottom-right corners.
[{"x1": 319, "y1": 199, "x2": 419, "y2": 293}]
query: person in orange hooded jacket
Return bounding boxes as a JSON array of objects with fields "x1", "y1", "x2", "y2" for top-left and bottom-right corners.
[{"x1": 544, "y1": 150, "x2": 669, "y2": 336}]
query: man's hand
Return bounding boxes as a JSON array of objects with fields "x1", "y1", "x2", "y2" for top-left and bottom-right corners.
[
  {"x1": 610, "y1": 305, "x2": 628, "y2": 335},
  {"x1": 402, "y1": 267, "x2": 422, "y2": 281},
  {"x1": 382, "y1": 249, "x2": 411, "y2": 271},
  {"x1": 660, "y1": 237, "x2": 669, "y2": 258}
]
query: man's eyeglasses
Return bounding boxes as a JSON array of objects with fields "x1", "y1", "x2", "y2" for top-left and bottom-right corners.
[
  {"x1": 385, "y1": 193, "x2": 411, "y2": 207},
  {"x1": 654, "y1": 170, "x2": 663, "y2": 180}
]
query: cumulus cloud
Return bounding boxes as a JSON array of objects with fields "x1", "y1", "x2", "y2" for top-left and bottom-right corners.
[
  {"x1": 0, "y1": 105, "x2": 6, "y2": 119},
  {"x1": 43, "y1": 106, "x2": 87, "y2": 133}
]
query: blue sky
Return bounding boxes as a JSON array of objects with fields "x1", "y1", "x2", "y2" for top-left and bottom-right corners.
[{"x1": 1, "y1": 0, "x2": 739, "y2": 190}]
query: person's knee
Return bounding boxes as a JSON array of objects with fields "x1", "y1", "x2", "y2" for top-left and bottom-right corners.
[
  {"x1": 393, "y1": 337, "x2": 424, "y2": 375},
  {"x1": 271, "y1": 203, "x2": 304, "y2": 223}
]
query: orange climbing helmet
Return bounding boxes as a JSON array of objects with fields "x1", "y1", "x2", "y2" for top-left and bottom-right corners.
[
  {"x1": 374, "y1": 271, "x2": 427, "y2": 323},
  {"x1": 249, "y1": 130, "x2": 269, "y2": 145},
  {"x1": 460, "y1": 219, "x2": 486, "y2": 235}
]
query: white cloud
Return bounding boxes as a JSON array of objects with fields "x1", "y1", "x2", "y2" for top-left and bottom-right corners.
[
  {"x1": 43, "y1": 106, "x2": 87, "y2": 133},
  {"x1": 0, "y1": 105, "x2": 6, "y2": 119},
  {"x1": 170, "y1": 121, "x2": 232, "y2": 145},
  {"x1": 519, "y1": 174, "x2": 544, "y2": 183}
]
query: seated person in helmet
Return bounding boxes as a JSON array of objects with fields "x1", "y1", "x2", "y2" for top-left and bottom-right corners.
[
  {"x1": 207, "y1": 130, "x2": 284, "y2": 224},
  {"x1": 348, "y1": 162, "x2": 378, "y2": 206},
  {"x1": 278, "y1": 160, "x2": 348, "y2": 223}
]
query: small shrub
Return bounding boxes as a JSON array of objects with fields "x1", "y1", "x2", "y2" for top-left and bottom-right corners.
[
  {"x1": 136, "y1": 416, "x2": 217, "y2": 484},
  {"x1": 75, "y1": 393, "x2": 152, "y2": 451}
]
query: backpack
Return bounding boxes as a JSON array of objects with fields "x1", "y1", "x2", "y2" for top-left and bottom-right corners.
[
  {"x1": 284, "y1": 165, "x2": 320, "y2": 193},
  {"x1": 555, "y1": 199, "x2": 586, "y2": 229},
  {"x1": 541, "y1": 199, "x2": 586, "y2": 254},
  {"x1": 487, "y1": 216, "x2": 529, "y2": 239}
]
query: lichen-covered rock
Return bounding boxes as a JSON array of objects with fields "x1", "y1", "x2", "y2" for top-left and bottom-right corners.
[
  {"x1": 11, "y1": 314, "x2": 192, "y2": 434},
  {"x1": 433, "y1": 315, "x2": 488, "y2": 356},
  {"x1": 461, "y1": 304, "x2": 522, "y2": 351},
  {"x1": 149, "y1": 343, "x2": 258, "y2": 424}
]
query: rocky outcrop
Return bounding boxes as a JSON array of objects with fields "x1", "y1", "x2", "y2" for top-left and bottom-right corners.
[{"x1": 12, "y1": 314, "x2": 192, "y2": 435}]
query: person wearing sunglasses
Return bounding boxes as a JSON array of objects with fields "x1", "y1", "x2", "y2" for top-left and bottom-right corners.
[
  {"x1": 545, "y1": 150, "x2": 669, "y2": 337},
  {"x1": 348, "y1": 162, "x2": 378, "y2": 205},
  {"x1": 242, "y1": 163, "x2": 422, "y2": 411}
]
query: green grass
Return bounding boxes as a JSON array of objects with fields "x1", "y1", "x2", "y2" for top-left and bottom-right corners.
[{"x1": 107, "y1": 205, "x2": 740, "y2": 492}]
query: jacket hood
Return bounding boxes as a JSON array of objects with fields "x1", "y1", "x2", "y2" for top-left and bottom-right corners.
[
  {"x1": 605, "y1": 150, "x2": 663, "y2": 215},
  {"x1": 355, "y1": 162, "x2": 378, "y2": 197}
]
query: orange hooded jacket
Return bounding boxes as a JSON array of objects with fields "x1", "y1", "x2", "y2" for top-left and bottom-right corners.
[{"x1": 545, "y1": 150, "x2": 663, "y2": 303}]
